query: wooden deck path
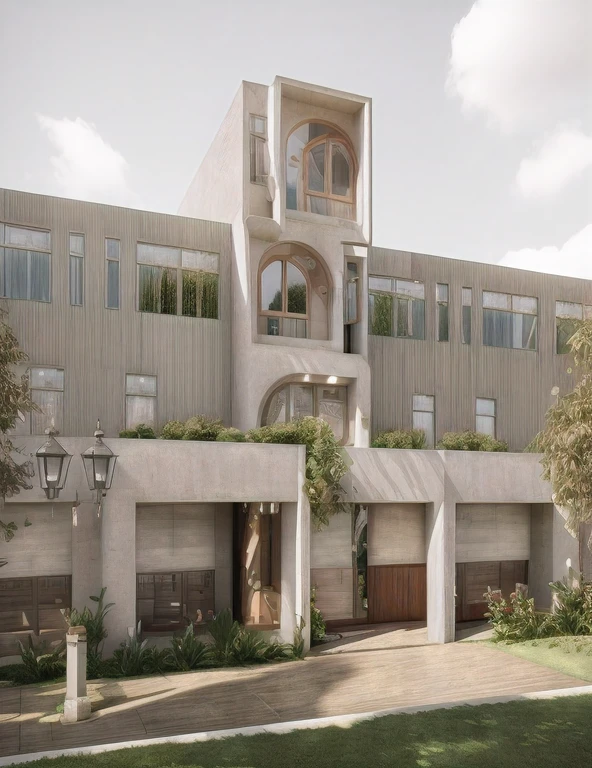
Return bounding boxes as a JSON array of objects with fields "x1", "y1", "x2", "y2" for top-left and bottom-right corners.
[{"x1": 0, "y1": 636, "x2": 586, "y2": 758}]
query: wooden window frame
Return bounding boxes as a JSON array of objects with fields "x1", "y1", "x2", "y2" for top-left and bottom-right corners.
[
  {"x1": 258, "y1": 256, "x2": 310, "y2": 335},
  {"x1": 303, "y1": 134, "x2": 356, "y2": 209}
]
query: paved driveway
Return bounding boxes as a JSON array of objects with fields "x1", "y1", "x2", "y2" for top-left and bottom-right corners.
[{"x1": 0, "y1": 636, "x2": 586, "y2": 759}]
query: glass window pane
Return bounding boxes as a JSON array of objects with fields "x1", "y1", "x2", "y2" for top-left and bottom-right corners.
[
  {"x1": 137, "y1": 243, "x2": 180, "y2": 267},
  {"x1": 126, "y1": 374, "x2": 156, "y2": 396},
  {"x1": 106, "y1": 239, "x2": 120, "y2": 261},
  {"x1": 106, "y1": 260, "x2": 119, "y2": 309},
  {"x1": 250, "y1": 116, "x2": 266, "y2": 135},
  {"x1": 512, "y1": 295, "x2": 537, "y2": 314},
  {"x1": 198, "y1": 272, "x2": 219, "y2": 319},
  {"x1": 331, "y1": 143, "x2": 351, "y2": 197},
  {"x1": 69, "y1": 255, "x2": 83, "y2": 305},
  {"x1": 290, "y1": 385, "x2": 313, "y2": 420},
  {"x1": 462, "y1": 287, "x2": 472, "y2": 306},
  {"x1": 396, "y1": 279, "x2": 425, "y2": 299},
  {"x1": 483, "y1": 308, "x2": 513, "y2": 348},
  {"x1": 483, "y1": 291, "x2": 510, "y2": 310},
  {"x1": 307, "y1": 143, "x2": 325, "y2": 193},
  {"x1": 476, "y1": 398, "x2": 495, "y2": 416},
  {"x1": 369, "y1": 276, "x2": 393, "y2": 293},
  {"x1": 31, "y1": 367, "x2": 64, "y2": 390},
  {"x1": 308, "y1": 195, "x2": 328, "y2": 215},
  {"x1": 462, "y1": 305, "x2": 472, "y2": 344},
  {"x1": 476, "y1": 414, "x2": 495, "y2": 437},
  {"x1": 126, "y1": 395, "x2": 155, "y2": 429},
  {"x1": 395, "y1": 297, "x2": 410, "y2": 337},
  {"x1": 138, "y1": 265, "x2": 160, "y2": 312},
  {"x1": 286, "y1": 262, "x2": 307, "y2": 315},
  {"x1": 437, "y1": 303, "x2": 449, "y2": 341},
  {"x1": 265, "y1": 388, "x2": 287, "y2": 425},
  {"x1": 412, "y1": 410, "x2": 434, "y2": 448},
  {"x1": 556, "y1": 317, "x2": 579, "y2": 354},
  {"x1": 413, "y1": 395, "x2": 434, "y2": 412},
  {"x1": 261, "y1": 260, "x2": 283, "y2": 311},
  {"x1": 29, "y1": 251, "x2": 50, "y2": 302},
  {"x1": 556, "y1": 301, "x2": 582, "y2": 319},
  {"x1": 2, "y1": 248, "x2": 28, "y2": 298},
  {"x1": 369, "y1": 293, "x2": 393, "y2": 336},
  {"x1": 31, "y1": 389, "x2": 63, "y2": 434},
  {"x1": 5, "y1": 225, "x2": 50, "y2": 251},
  {"x1": 344, "y1": 261, "x2": 358, "y2": 323},
  {"x1": 318, "y1": 387, "x2": 345, "y2": 442},
  {"x1": 181, "y1": 250, "x2": 219, "y2": 273},
  {"x1": 436, "y1": 283, "x2": 448, "y2": 302},
  {"x1": 282, "y1": 317, "x2": 307, "y2": 338},
  {"x1": 250, "y1": 135, "x2": 268, "y2": 183},
  {"x1": 266, "y1": 317, "x2": 280, "y2": 336},
  {"x1": 517, "y1": 313, "x2": 537, "y2": 350},
  {"x1": 69, "y1": 234, "x2": 84, "y2": 256}
]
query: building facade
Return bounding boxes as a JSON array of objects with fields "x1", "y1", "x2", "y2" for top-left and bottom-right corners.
[{"x1": 1, "y1": 77, "x2": 591, "y2": 658}]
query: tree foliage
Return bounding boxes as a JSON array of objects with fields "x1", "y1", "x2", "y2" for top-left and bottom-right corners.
[
  {"x1": 534, "y1": 320, "x2": 592, "y2": 560},
  {"x1": 0, "y1": 310, "x2": 36, "y2": 544}
]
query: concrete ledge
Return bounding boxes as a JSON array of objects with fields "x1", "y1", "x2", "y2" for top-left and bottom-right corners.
[{"x1": 2, "y1": 684, "x2": 591, "y2": 766}]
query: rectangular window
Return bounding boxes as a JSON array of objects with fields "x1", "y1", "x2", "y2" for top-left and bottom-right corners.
[
  {"x1": 249, "y1": 115, "x2": 268, "y2": 185},
  {"x1": 125, "y1": 374, "x2": 157, "y2": 429},
  {"x1": 105, "y1": 238, "x2": 120, "y2": 309},
  {"x1": 476, "y1": 398, "x2": 496, "y2": 437},
  {"x1": 69, "y1": 233, "x2": 84, "y2": 306},
  {"x1": 0, "y1": 223, "x2": 51, "y2": 302},
  {"x1": 369, "y1": 276, "x2": 425, "y2": 339},
  {"x1": 412, "y1": 394, "x2": 435, "y2": 448},
  {"x1": 555, "y1": 301, "x2": 592, "y2": 354},
  {"x1": 25, "y1": 367, "x2": 65, "y2": 435},
  {"x1": 437, "y1": 283, "x2": 449, "y2": 341},
  {"x1": 344, "y1": 260, "x2": 359, "y2": 324},
  {"x1": 137, "y1": 244, "x2": 219, "y2": 318},
  {"x1": 462, "y1": 287, "x2": 472, "y2": 344},
  {"x1": 482, "y1": 291, "x2": 538, "y2": 350}
]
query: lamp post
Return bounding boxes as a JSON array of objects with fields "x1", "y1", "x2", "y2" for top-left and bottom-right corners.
[
  {"x1": 81, "y1": 421, "x2": 118, "y2": 511},
  {"x1": 35, "y1": 426, "x2": 72, "y2": 500}
]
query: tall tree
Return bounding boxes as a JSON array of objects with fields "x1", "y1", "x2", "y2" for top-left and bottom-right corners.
[
  {"x1": 0, "y1": 309, "x2": 36, "y2": 546},
  {"x1": 534, "y1": 319, "x2": 592, "y2": 574}
]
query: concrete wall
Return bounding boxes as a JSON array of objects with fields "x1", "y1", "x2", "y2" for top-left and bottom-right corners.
[
  {"x1": 3, "y1": 439, "x2": 309, "y2": 653},
  {"x1": 369, "y1": 246, "x2": 592, "y2": 451},
  {"x1": 1, "y1": 189, "x2": 233, "y2": 436}
]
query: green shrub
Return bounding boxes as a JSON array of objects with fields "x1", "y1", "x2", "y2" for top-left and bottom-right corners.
[
  {"x1": 207, "y1": 608, "x2": 292, "y2": 665},
  {"x1": 372, "y1": 429, "x2": 426, "y2": 449},
  {"x1": 485, "y1": 590, "x2": 549, "y2": 642},
  {"x1": 135, "y1": 423, "x2": 156, "y2": 439},
  {"x1": 548, "y1": 578, "x2": 592, "y2": 635},
  {"x1": 437, "y1": 430, "x2": 508, "y2": 452},
  {"x1": 207, "y1": 609, "x2": 242, "y2": 664},
  {"x1": 14, "y1": 637, "x2": 66, "y2": 685},
  {"x1": 216, "y1": 427, "x2": 247, "y2": 442},
  {"x1": 248, "y1": 417, "x2": 349, "y2": 529},
  {"x1": 107, "y1": 625, "x2": 156, "y2": 677},
  {"x1": 119, "y1": 428, "x2": 139, "y2": 438},
  {"x1": 311, "y1": 587, "x2": 326, "y2": 642},
  {"x1": 64, "y1": 587, "x2": 114, "y2": 679},
  {"x1": 183, "y1": 415, "x2": 224, "y2": 441},
  {"x1": 162, "y1": 624, "x2": 212, "y2": 671},
  {"x1": 160, "y1": 420, "x2": 186, "y2": 440}
]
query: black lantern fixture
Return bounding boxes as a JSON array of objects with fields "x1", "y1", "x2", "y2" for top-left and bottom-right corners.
[
  {"x1": 35, "y1": 425, "x2": 72, "y2": 500},
  {"x1": 81, "y1": 420, "x2": 118, "y2": 505}
]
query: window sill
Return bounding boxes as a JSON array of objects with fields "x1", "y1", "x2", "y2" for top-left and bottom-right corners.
[{"x1": 285, "y1": 209, "x2": 362, "y2": 232}]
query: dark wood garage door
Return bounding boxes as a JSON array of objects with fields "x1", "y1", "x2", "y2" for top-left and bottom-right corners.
[
  {"x1": 367, "y1": 564, "x2": 427, "y2": 623},
  {"x1": 456, "y1": 561, "x2": 528, "y2": 622}
]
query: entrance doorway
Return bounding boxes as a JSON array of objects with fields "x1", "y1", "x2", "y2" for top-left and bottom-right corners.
[
  {"x1": 136, "y1": 570, "x2": 215, "y2": 632},
  {"x1": 455, "y1": 560, "x2": 528, "y2": 622}
]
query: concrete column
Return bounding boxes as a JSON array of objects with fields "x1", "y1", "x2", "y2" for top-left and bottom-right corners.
[
  {"x1": 552, "y1": 504, "x2": 579, "y2": 583},
  {"x1": 529, "y1": 504, "x2": 553, "y2": 609},
  {"x1": 71, "y1": 500, "x2": 102, "y2": 611},
  {"x1": 62, "y1": 633, "x2": 91, "y2": 723},
  {"x1": 426, "y1": 499, "x2": 455, "y2": 644},
  {"x1": 101, "y1": 493, "x2": 136, "y2": 655},
  {"x1": 215, "y1": 503, "x2": 233, "y2": 614}
]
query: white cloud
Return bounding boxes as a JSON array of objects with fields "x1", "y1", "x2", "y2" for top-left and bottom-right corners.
[
  {"x1": 37, "y1": 115, "x2": 139, "y2": 207},
  {"x1": 499, "y1": 224, "x2": 592, "y2": 279},
  {"x1": 447, "y1": 0, "x2": 589, "y2": 133},
  {"x1": 516, "y1": 126, "x2": 592, "y2": 199}
]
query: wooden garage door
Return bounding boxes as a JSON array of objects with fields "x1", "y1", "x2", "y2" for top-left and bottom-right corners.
[
  {"x1": 456, "y1": 560, "x2": 528, "y2": 622},
  {"x1": 367, "y1": 564, "x2": 426, "y2": 623}
]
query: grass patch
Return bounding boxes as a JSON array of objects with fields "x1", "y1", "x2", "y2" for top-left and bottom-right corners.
[
  {"x1": 21, "y1": 695, "x2": 592, "y2": 768},
  {"x1": 486, "y1": 636, "x2": 592, "y2": 681}
]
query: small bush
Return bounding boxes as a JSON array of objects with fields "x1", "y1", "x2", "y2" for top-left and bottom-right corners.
[
  {"x1": 107, "y1": 625, "x2": 155, "y2": 677},
  {"x1": 207, "y1": 609, "x2": 242, "y2": 664},
  {"x1": 162, "y1": 624, "x2": 212, "y2": 671},
  {"x1": 207, "y1": 609, "x2": 292, "y2": 665},
  {"x1": 14, "y1": 637, "x2": 66, "y2": 685},
  {"x1": 216, "y1": 427, "x2": 247, "y2": 442},
  {"x1": 372, "y1": 429, "x2": 426, "y2": 449},
  {"x1": 135, "y1": 423, "x2": 156, "y2": 439},
  {"x1": 437, "y1": 430, "x2": 508, "y2": 452},
  {"x1": 160, "y1": 420, "x2": 186, "y2": 440},
  {"x1": 549, "y1": 578, "x2": 592, "y2": 635},
  {"x1": 183, "y1": 415, "x2": 224, "y2": 441},
  {"x1": 119, "y1": 428, "x2": 139, "y2": 438},
  {"x1": 64, "y1": 587, "x2": 114, "y2": 679},
  {"x1": 311, "y1": 587, "x2": 326, "y2": 642}
]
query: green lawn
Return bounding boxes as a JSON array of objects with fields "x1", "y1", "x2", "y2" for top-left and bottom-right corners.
[
  {"x1": 486, "y1": 636, "x2": 592, "y2": 681},
  {"x1": 23, "y1": 695, "x2": 592, "y2": 768}
]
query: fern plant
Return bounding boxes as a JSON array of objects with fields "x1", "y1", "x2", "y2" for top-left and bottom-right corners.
[
  {"x1": 163, "y1": 624, "x2": 212, "y2": 671},
  {"x1": 16, "y1": 637, "x2": 66, "y2": 684}
]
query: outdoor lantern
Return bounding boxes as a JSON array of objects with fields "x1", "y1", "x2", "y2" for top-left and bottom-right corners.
[
  {"x1": 35, "y1": 426, "x2": 72, "y2": 500},
  {"x1": 81, "y1": 420, "x2": 118, "y2": 503}
]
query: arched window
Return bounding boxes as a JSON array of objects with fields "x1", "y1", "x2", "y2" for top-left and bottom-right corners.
[
  {"x1": 286, "y1": 122, "x2": 355, "y2": 220},
  {"x1": 259, "y1": 257, "x2": 308, "y2": 338},
  {"x1": 262, "y1": 381, "x2": 348, "y2": 443}
]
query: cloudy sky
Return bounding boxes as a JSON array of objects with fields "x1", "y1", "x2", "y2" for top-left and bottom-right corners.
[{"x1": 1, "y1": 0, "x2": 590, "y2": 277}]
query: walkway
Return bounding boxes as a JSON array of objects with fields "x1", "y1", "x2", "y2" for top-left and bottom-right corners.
[{"x1": 0, "y1": 633, "x2": 586, "y2": 759}]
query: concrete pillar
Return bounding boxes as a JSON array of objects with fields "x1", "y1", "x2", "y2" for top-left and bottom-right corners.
[
  {"x1": 552, "y1": 504, "x2": 579, "y2": 583},
  {"x1": 101, "y1": 493, "x2": 136, "y2": 655},
  {"x1": 62, "y1": 633, "x2": 91, "y2": 723},
  {"x1": 71, "y1": 500, "x2": 102, "y2": 611},
  {"x1": 426, "y1": 499, "x2": 455, "y2": 644},
  {"x1": 215, "y1": 503, "x2": 233, "y2": 614},
  {"x1": 529, "y1": 504, "x2": 553, "y2": 609}
]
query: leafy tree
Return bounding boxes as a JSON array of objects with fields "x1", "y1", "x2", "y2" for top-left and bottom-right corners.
[
  {"x1": 0, "y1": 310, "x2": 36, "y2": 547},
  {"x1": 534, "y1": 319, "x2": 592, "y2": 573}
]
